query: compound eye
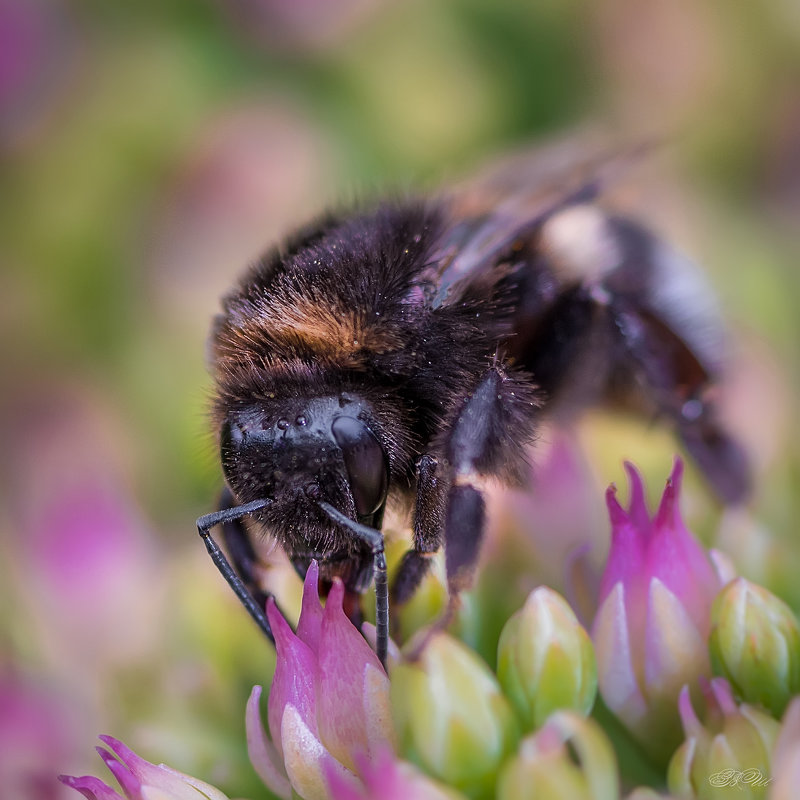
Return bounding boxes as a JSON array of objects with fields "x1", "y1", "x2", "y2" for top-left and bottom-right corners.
[
  {"x1": 331, "y1": 416, "x2": 389, "y2": 518},
  {"x1": 219, "y1": 418, "x2": 245, "y2": 478}
]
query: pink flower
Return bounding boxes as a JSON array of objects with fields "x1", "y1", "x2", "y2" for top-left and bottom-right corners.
[
  {"x1": 246, "y1": 561, "x2": 395, "y2": 800},
  {"x1": 59, "y1": 736, "x2": 230, "y2": 800},
  {"x1": 591, "y1": 459, "x2": 724, "y2": 764}
]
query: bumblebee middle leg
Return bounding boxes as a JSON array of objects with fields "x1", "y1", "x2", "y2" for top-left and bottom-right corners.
[{"x1": 424, "y1": 365, "x2": 538, "y2": 641}]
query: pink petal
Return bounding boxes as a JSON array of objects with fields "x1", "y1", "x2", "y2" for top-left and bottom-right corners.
[
  {"x1": 623, "y1": 461, "x2": 651, "y2": 532},
  {"x1": 646, "y1": 460, "x2": 719, "y2": 635},
  {"x1": 316, "y1": 579, "x2": 388, "y2": 770},
  {"x1": 643, "y1": 579, "x2": 709, "y2": 700},
  {"x1": 709, "y1": 678, "x2": 738, "y2": 716},
  {"x1": 324, "y1": 759, "x2": 366, "y2": 800},
  {"x1": 653, "y1": 457, "x2": 684, "y2": 530},
  {"x1": 58, "y1": 774, "x2": 123, "y2": 800},
  {"x1": 98, "y1": 737, "x2": 173, "y2": 792},
  {"x1": 245, "y1": 686, "x2": 291, "y2": 799},
  {"x1": 357, "y1": 749, "x2": 417, "y2": 800},
  {"x1": 592, "y1": 583, "x2": 648, "y2": 730},
  {"x1": 96, "y1": 746, "x2": 141, "y2": 798},
  {"x1": 266, "y1": 598, "x2": 319, "y2": 759},
  {"x1": 598, "y1": 484, "x2": 647, "y2": 627},
  {"x1": 328, "y1": 749, "x2": 454, "y2": 800},
  {"x1": 281, "y1": 704, "x2": 358, "y2": 800},
  {"x1": 154, "y1": 765, "x2": 232, "y2": 800},
  {"x1": 296, "y1": 560, "x2": 324, "y2": 653},
  {"x1": 678, "y1": 685, "x2": 703, "y2": 738}
]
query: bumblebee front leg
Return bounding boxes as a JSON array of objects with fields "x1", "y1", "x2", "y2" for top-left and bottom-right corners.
[
  {"x1": 196, "y1": 495, "x2": 275, "y2": 642},
  {"x1": 316, "y1": 502, "x2": 389, "y2": 667}
]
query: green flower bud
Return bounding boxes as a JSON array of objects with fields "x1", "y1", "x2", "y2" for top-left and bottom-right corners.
[
  {"x1": 392, "y1": 632, "x2": 518, "y2": 799},
  {"x1": 667, "y1": 679, "x2": 779, "y2": 800},
  {"x1": 709, "y1": 577, "x2": 800, "y2": 717},
  {"x1": 498, "y1": 587, "x2": 597, "y2": 730},
  {"x1": 497, "y1": 711, "x2": 618, "y2": 800}
]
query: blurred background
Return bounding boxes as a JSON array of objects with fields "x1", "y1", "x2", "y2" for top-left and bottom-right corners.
[{"x1": 0, "y1": 0, "x2": 798, "y2": 797}]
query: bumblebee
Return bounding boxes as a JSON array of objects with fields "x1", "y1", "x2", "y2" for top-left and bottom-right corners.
[{"x1": 197, "y1": 149, "x2": 749, "y2": 665}]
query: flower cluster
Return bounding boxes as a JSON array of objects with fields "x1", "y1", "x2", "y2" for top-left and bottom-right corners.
[{"x1": 61, "y1": 458, "x2": 800, "y2": 800}]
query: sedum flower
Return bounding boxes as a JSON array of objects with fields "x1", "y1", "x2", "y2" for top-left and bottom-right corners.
[
  {"x1": 496, "y1": 711, "x2": 618, "y2": 800},
  {"x1": 667, "y1": 678, "x2": 779, "y2": 800},
  {"x1": 391, "y1": 632, "x2": 518, "y2": 799},
  {"x1": 323, "y1": 746, "x2": 467, "y2": 800},
  {"x1": 59, "y1": 736, "x2": 230, "y2": 800},
  {"x1": 246, "y1": 561, "x2": 395, "y2": 800},
  {"x1": 770, "y1": 696, "x2": 800, "y2": 800},
  {"x1": 497, "y1": 586, "x2": 597, "y2": 731},
  {"x1": 709, "y1": 577, "x2": 800, "y2": 717},
  {"x1": 591, "y1": 459, "x2": 721, "y2": 763}
]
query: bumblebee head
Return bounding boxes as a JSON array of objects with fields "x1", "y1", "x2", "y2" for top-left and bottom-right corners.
[{"x1": 219, "y1": 393, "x2": 389, "y2": 530}]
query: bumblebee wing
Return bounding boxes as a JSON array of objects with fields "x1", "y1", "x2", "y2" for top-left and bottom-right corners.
[{"x1": 428, "y1": 136, "x2": 654, "y2": 306}]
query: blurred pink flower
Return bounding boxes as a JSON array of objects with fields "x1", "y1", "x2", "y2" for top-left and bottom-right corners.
[
  {"x1": 772, "y1": 697, "x2": 800, "y2": 800},
  {"x1": 149, "y1": 105, "x2": 333, "y2": 330},
  {"x1": 591, "y1": 458, "x2": 723, "y2": 764},
  {"x1": 59, "y1": 736, "x2": 230, "y2": 800},
  {"x1": 246, "y1": 561, "x2": 395, "y2": 800},
  {"x1": 0, "y1": 673, "x2": 79, "y2": 800},
  {"x1": 0, "y1": 0, "x2": 74, "y2": 148},
  {"x1": 219, "y1": 0, "x2": 388, "y2": 52},
  {"x1": 18, "y1": 471, "x2": 164, "y2": 676},
  {"x1": 4, "y1": 391, "x2": 164, "y2": 682},
  {"x1": 491, "y1": 433, "x2": 604, "y2": 621}
]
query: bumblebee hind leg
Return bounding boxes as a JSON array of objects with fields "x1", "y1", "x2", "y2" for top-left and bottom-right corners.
[
  {"x1": 608, "y1": 302, "x2": 751, "y2": 503},
  {"x1": 196, "y1": 490, "x2": 275, "y2": 642},
  {"x1": 514, "y1": 209, "x2": 751, "y2": 504}
]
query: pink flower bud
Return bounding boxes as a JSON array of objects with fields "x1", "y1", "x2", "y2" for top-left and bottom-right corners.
[
  {"x1": 591, "y1": 459, "x2": 722, "y2": 764},
  {"x1": 247, "y1": 561, "x2": 395, "y2": 800}
]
